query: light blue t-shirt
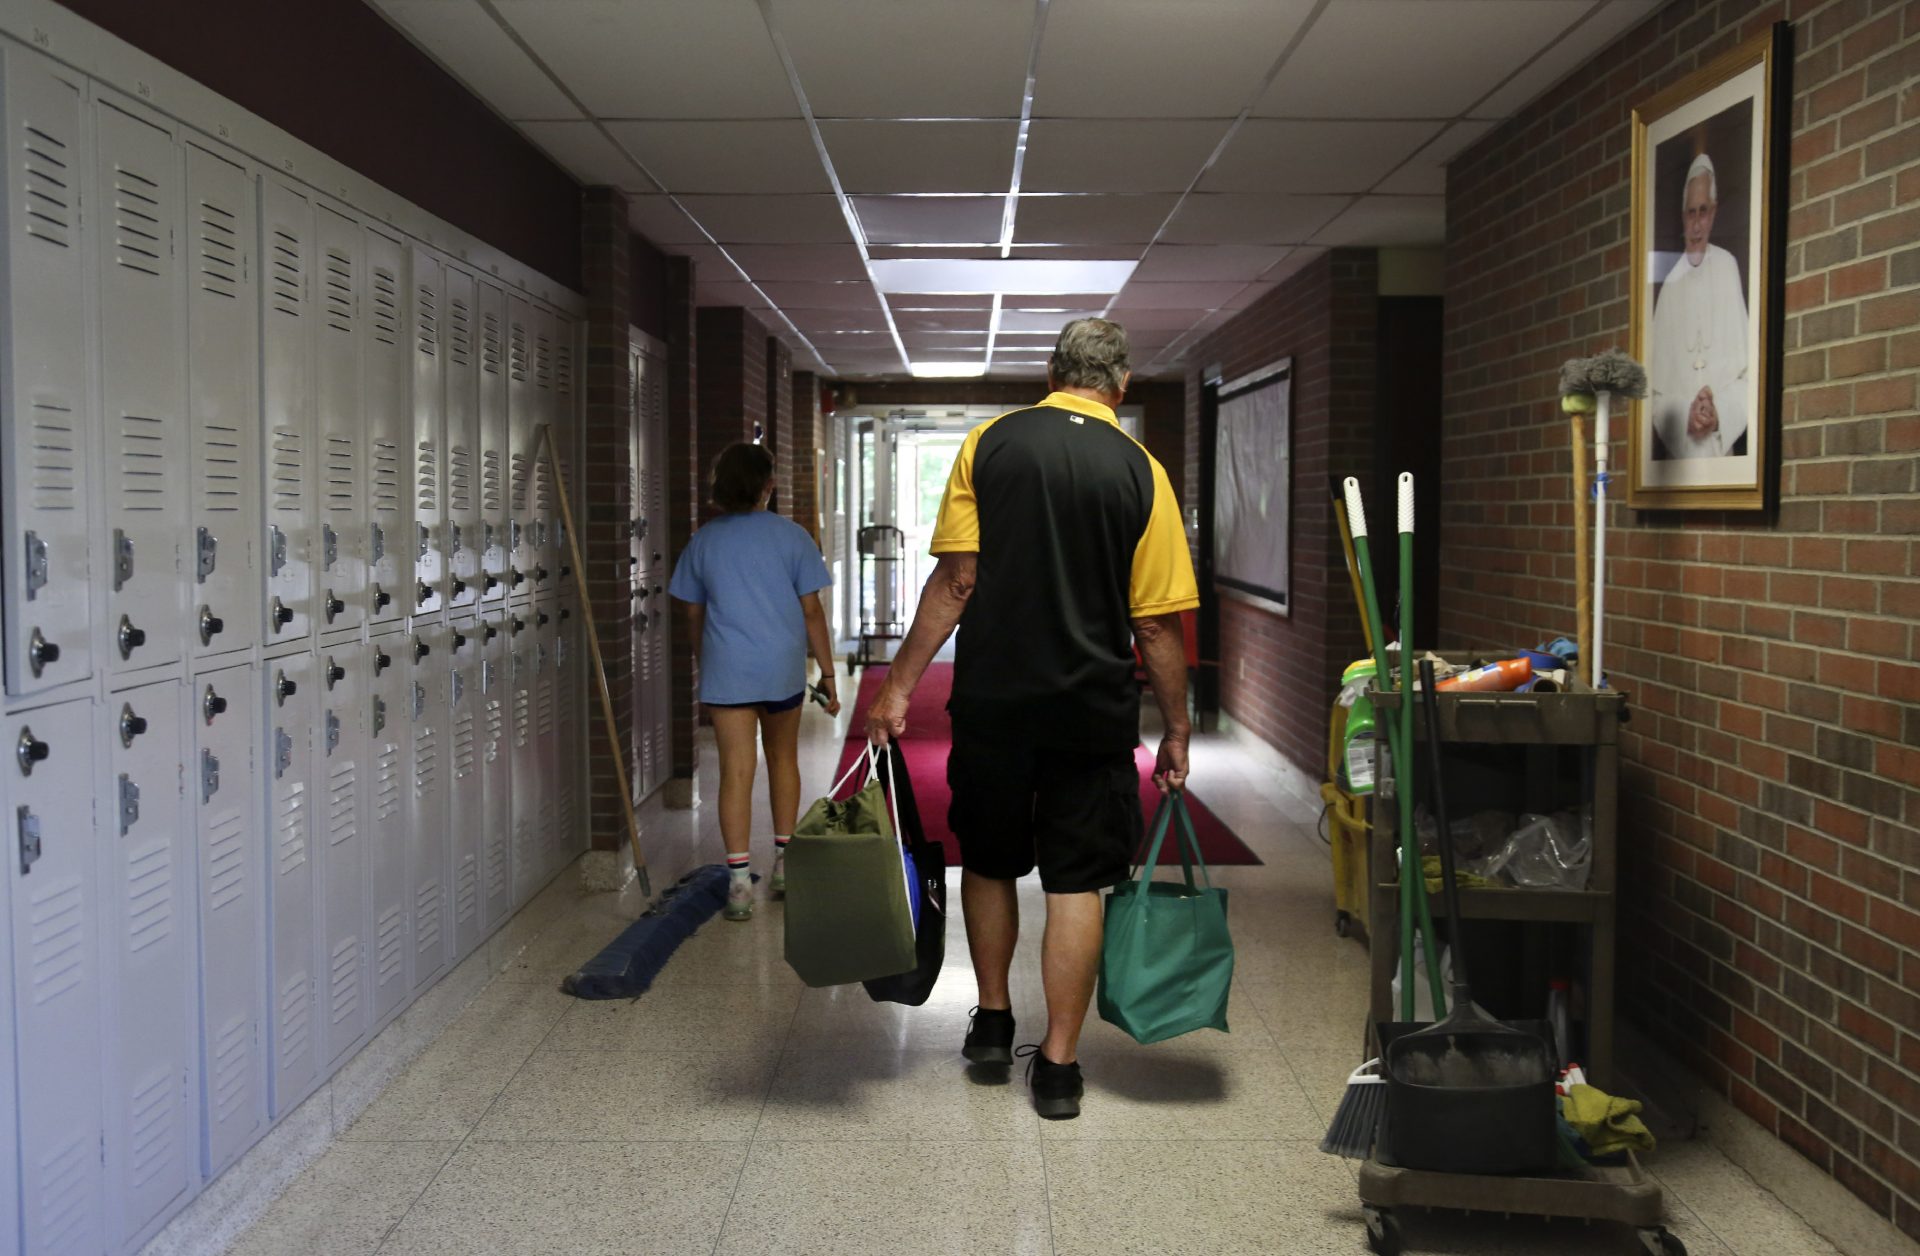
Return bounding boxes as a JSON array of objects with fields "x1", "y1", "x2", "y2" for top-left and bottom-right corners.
[{"x1": 669, "y1": 511, "x2": 831, "y2": 705}]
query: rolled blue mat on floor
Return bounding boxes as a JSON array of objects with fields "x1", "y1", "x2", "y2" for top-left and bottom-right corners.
[{"x1": 561, "y1": 864, "x2": 737, "y2": 1000}]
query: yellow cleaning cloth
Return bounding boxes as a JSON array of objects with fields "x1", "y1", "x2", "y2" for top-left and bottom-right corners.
[
  {"x1": 1421, "y1": 854, "x2": 1495, "y2": 893},
  {"x1": 1561, "y1": 1083, "x2": 1656, "y2": 1158}
]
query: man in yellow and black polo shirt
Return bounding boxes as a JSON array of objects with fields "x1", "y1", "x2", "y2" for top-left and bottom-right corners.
[{"x1": 866, "y1": 317, "x2": 1199, "y2": 1120}]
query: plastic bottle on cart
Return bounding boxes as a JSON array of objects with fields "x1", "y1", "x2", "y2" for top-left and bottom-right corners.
[
  {"x1": 1547, "y1": 977, "x2": 1573, "y2": 1067},
  {"x1": 1434, "y1": 657, "x2": 1533, "y2": 693}
]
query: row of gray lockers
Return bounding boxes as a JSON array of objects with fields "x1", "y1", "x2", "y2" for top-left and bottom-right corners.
[{"x1": 0, "y1": 39, "x2": 595, "y2": 1256}]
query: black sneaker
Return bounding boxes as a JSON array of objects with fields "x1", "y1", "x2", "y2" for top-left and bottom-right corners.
[
  {"x1": 1017, "y1": 1044, "x2": 1084, "y2": 1120},
  {"x1": 962, "y1": 1006, "x2": 1016, "y2": 1067}
]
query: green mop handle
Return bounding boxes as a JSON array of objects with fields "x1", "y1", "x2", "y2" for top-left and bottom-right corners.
[
  {"x1": 1342, "y1": 478, "x2": 1414, "y2": 1018},
  {"x1": 1399, "y1": 473, "x2": 1447, "y2": 1019}
]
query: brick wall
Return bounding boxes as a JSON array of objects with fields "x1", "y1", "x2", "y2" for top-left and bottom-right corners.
[
  {"x1": 1183, "y1": 250, "x2": 1380, "y2": 773},
  {"x1": 791, "y1": 370, "x2": 823, "y2": 539},
  {"x1": 695, "y1": 307, "x2": 771, "y2": 523},
  {"x1": 665, "y1": 258, "x2": 700, "y2": 778},
  {"x1": 767, "y1": 337, "x2": 795, "y2": 512},
  {"x1": 1440, "y1": 0, "x2": 1920, "y2": 1236}
]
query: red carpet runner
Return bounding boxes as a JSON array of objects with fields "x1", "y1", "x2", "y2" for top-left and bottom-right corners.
[{"x1": 832, "y1": 663, "x2": 1261, "y2": 868}]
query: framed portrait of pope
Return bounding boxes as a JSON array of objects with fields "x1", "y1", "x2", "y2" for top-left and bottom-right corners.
[{"x1": 1628, "y1": 25, "x2": 1787, "y2": 511}]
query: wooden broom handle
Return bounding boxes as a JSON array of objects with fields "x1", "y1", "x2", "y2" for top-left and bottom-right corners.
[{"x1": 1570, "y1": 413, "x2": 1592, "y2": 689}]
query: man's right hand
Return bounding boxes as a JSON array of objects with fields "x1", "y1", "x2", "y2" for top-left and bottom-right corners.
[
  {"x1": 1152, "y1": 732, "x2": 1190, "y2": 794},
  {"x1": 866, "y1": 681, "x2": 910, "y2": 746}
]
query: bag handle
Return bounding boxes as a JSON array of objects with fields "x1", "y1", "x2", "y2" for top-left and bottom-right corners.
[
  {"x1": 1130, "y1": 790, "x2": 1212, "y2": 894},
  {"x1": 827, "y1": 743, "x2": 875, "y2": 800}
]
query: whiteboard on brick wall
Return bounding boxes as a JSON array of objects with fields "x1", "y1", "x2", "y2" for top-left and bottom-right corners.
[{"x1": 1213, "y1": 359, "x2": 1291, "y2": 615}]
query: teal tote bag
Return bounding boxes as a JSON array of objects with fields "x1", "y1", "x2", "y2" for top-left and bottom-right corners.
[{"x1": 1097, "y1": 791, "x2": 1234, "y2": 1044}]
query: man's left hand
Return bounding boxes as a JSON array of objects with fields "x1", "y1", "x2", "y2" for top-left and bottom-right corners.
[{"x1": 866, "y1": 682, "x2": 910, "y2": 745}]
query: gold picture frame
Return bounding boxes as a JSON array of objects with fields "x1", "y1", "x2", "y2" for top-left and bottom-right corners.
[{"x1": 1627, "y1": 23, "x2": 1788, "y2": 511}]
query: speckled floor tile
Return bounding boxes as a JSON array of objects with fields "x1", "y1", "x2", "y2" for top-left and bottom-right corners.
[
  {"x1": 715, "y1": 1139, "x2": 1051, "y2": 1255},
  {"x1": 540, "y1": 977, "x2": 802, "y2": 1052},
  {"x1": 339, "y1": 1035, "x2": 530, "y2": 1143},
  {"x1": 224, "y1": 1141, "x2": 455, "y2": 1256},
  {"x1": 374, "y1": 1139, "x2": 745, "y2": 1255},
  {"x1": 471, "y1": 1049, "x2": 776, "y2": 1142},
  {"x1": 430, "y1": 979, "x2": 574, "y2": 1057},
  {"x1": 1037, "y1": 1046, "x2": 1323, "y2": 1141},
  {"x1": 1649, "y1": 1140, "x2": 1843, "y2": 1255},
  {"x1": 783, "y1": 967, "x2": 1039, "y2": 1051},
  {"x1": 758, "y1": 1048, "x2": 1040, "y2": 1141}
]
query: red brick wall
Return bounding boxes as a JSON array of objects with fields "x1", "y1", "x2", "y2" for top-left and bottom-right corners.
[
  {"x1": 768, "y1": 337, "x2": 795, "y2": 512},
  {"x1": 695, "y1": 307, "x2": 771, "y2": 523},
  {"x1": 1183, "y1": 250, "x2": 1379, "y2": 773},
  {"x1": 1440, "y1": 0, "x2": 1920, "y2": 1235},
  {"x1": 665, "y1": 259, "x2": 700, "y2": 777},
  {"x1": 791, "y1": 370, "x2": 823, "y2": 539}
]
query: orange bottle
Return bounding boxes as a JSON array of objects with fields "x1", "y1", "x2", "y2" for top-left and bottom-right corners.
[{"x1": 1434, "y1": 657, "x2": 1533, "y2": 693}]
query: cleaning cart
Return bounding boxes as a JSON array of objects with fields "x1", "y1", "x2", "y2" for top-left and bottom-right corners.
[
  {"x1": 849, "y1": 523, "x2": 906, "y2": 670},
  {"x1": 1321, "y1": 659, "x2": 1376, "y2": 940}
]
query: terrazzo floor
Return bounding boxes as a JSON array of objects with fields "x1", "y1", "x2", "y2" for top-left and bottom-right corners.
[{"x1": 223, "y1": 701, "x2": 1845, "y2": 1256}]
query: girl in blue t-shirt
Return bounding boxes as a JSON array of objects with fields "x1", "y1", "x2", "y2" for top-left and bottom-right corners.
[{"x1": 669, "y1": 443, "x2": 840, "y2": 920}]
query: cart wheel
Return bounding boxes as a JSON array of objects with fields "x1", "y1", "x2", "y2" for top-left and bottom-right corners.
[
  {"x1": 846, "y1": 651, "x2": 858, "y2": 674},
  {"x1": 1363, "y1": 1206, "x2": 1402, "y2": 1256},
  {"x1": 1638, "y1": 1227, "x2": 1686, "y2": 1256},
  {"x1": 1335, "y1": 910, "x2": 1351, "y2": 938}
]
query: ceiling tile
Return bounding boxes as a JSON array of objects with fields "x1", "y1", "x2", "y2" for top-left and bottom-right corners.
[
  {"x1": 1022, "y1": 120, "x2": 1231, "y2": 193},
  {"x1": 757, "y1": 281, "x2": 882, "y2": 311},
  {"x1": 661, "y1": 241, "x2": 742, "y2": 278},
  {"x1": 1129, "y1": 244, "x2": 1293, "y2": 282},
  {"x1": 1001, "y1": 294, "x2": 1111, "y2": 310},
  {"x1": 777, "y1": 0, "x2": 1034, "y2": 117},
  {"x1": 904, "y1": 339, "x2": 991, "y2": 354},
  {"x1": 1110, "y1": 281, "x2": 1249, "y2": 309},
  {"x1": 868, "y1": 245, "x2": 1004, "y2": 260},
  {"x1": 852, "y1": 196, "x2": 1006, "y2": 246},
  {"x1": 1007, "y1": 244, "x2": 1148, "y2": 261},
  {"x1": 695, "y1": 281, "x2": 774, "y2": 308},
  {"x1": 676, "y1": 195, "x2": 854, "y2": 245},
  {"x1": 820, "y1": 121, "x2": 1018, "y2": 195},
  {"x1": 514, "y1": 121, "x2": 648, "y2": 187},
  {"x1": 1309, "y1": 196, "x2": 1447, "y2": 247},
  {"x1": 493, "y1": 0, "x2": 798, "y2": 118},
  {"x1": 788, "y1": 308, "x2": 893, "y2": 333},
  {"x1": 606, "y1": 121, "x2": 829, "y2": 193},
  {"x1": 1158, "y1": 194, "x2": 1349, "y2": 245},
  {"x1": 1254, "y1": 0, "x2": 1590, "y2": 118},
  {"x1": 1374, "y1": 120, "x2": 1501, "y2": 195},
  {"x1": 1033, "y1": 0, "x2": 1319, "y2": 118},
  {"x1": 1103, "y1": 308, "x2": 1210, "y2": 332},
  {"x1": 1199, "y1": 120, "x2": 1444, "y2": 194},
  {"x1": 375, "y1": 1, "x2": 579, "y2": 119},
  {"x1": 896, "y1": 310, "x2": 992, "y2": 334},
  {"x1": 725, "y1": 243, "x2": 870, "y2": 282},
  {"x1": 627, "y1": 195, "x2": 709, "y2": 246},
  {"x1": 891, "y1": 294, "x2": 996, "y2": 311},
  {"x1": 1261, "y1": 247, "x2": 1325, "y2": 285},
  {"x1": 1000, "y1": 309, "x2": 1101, "y2": 333},
  {"x1": 1012, "y1": 194, "x2": 1179, "y2": 245},
  {"x1": 1475, "y1": 0, "x2": 1664, "y2": 117}
]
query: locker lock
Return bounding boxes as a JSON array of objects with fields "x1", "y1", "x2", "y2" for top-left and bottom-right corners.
[
  {"x1": 450, "y1": 577, "x2": 468, "y2": 598},
  {"x1": 270, "y1": 597, "x2": 294, "y2": 630},
  {"x1": 15, "y1": 727, "x2": 50, "y2": 776},
  {"x1": 325, "y1": 658, "x2": 346, "y2": 688},
  {"x1": 560, "y1": 564, "x2": 571, "y2": 580},
  {"x1": 119, "y1": 703, "x2": 150, "y2": 747},
  {"x1": 118, "y1": 614, "x2": 148, "y2": 660},
  {"x1": 535, "y1": 566, "x2": 549, "y2": 582},
  {"x1": 452, "y1": 630, "x2": 468, "y2": 651},
  {"x1": 510, "y1": 568, "x2": 525, "y2": 587},
  {"x1": 413, "y1": 637, "x2": 431, "y2": 663},
  {"x1": 509, "y1": 616, "x2": 525, "y2": 635},
  {"x1": 537, "y1": 611, "x2": 551, "y2": 627},
  {"x1": 202, "y1": 685, "x2": 229, "y2": 724},
  {"x1": 373, "y1": 584, "x2": 393, "y2": 611},
  {"x1": 483, "y1": 573, "x2": 500, "y2": 592},
  {"x1": 199, "y1": 606, "x2": 226, "y2": 645},
  {"x1": 560, "y1": 608, "x2": 571, "y2": 622},
  {"x1": 274, "y1": 670, "x2": 297, "y2": 705},
  {"x1": 630, "y1": 556, "x2": 639, "y2": 568},
  {"x1": 325, "y1": 591, "x2": 345, "y2": 622},
  {"x1": 416, "y1": 580, "x2": 433, "y2": 606},
  {"x1": 374, "y1": 649, "x2": 393, "y2": 674},
  {"x1": 482, "y1": 623, "x2": 498, "y2": 641},
  {"x1": 27, "y1": 628, "x2": 59, "y2": 677}
]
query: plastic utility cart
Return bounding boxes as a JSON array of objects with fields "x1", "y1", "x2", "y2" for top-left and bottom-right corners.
[
  {"x1": 1358, "y1": 659, "x2": 1685, "y2": 1255},
  {"x1": 849, "y1": 524, "x2": 906, "y2": 670}
]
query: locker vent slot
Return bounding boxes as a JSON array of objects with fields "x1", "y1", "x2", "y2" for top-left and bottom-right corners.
[
  {"x1": 329, "y1": 937, "x2": 359, "y2": 1027},
  {"x1": 322, "y1": 247, "x2": 354, "y2": 333},
  {"x1": 328, "y1": 760, "x2": 358, "y2": 847},
  {"x1": 455, "y1": 855, "x2": 478, "y2": 926},
  {"x1": 536, "y1": 676, "x2": 556, "y2": 739},
  {"x1": 415, "y1": 725, "x2": 440, "y2": 792},
  {"x1": 375, "y1": 906, "x2": 404, "y2": 988},
  {"x1": 199, "y1": 417, "x2": 243, "y2": 512},
  {"x1": 508, "y1": 321, "x2": 528, "y2": 381},
  {"x1": 22, "y1": 120, "x2": 74, "y2": 246},
  {"x1": 554, "y1": 340, "x2": 574, "y2": 396},
  {"x1": 28, "y1": 876, "x2": 85, "y2": 1004},
  {"x1": 513, "y1": 686, "x2": 532, "y2": 748},
  {"x1": 271, "y1": 426, "x2": 305, "y2": 512},
  {"x1": 268, "y1": 228, "x2": 302, "y2": 316},
  {"x1": 211, "y1": 1015, "x2": 252, "y2": 1121},
  {"x1": 450, "y1": 445, "x2": 473, "y2": 513},
  {"x1": 482, "y1": 450, "x2": 503, "y2": 513},
  {"x1": 37, "y1": 1131, "x2": 91, "y2": 1251},
  {"x1": 534, "y1": 331, "x2": 552, "y2": 390},
  {"x1": 449, "y1": 296, "x2": 472, "y2": 366},
  {"x1": 126, "y1": 839, "x2": 174, "y2": 952},
  {"x1": 275, "y1": 780, "x2": 309, "y2": 876},
  {"x1": 128, "y1": 1069, "x2": 178, "y2": 1186},
  {"x1": 453, "y1": 708, "x2": 477, "y2": 778},
  {"x1": 374, "y1": 742, "x2": 403, "y2": 822},
  {"x1": 29, "y1": 398, "x2": 79, "y2": 508},
  {"x1": 415, "y1": 282, "x2": 438, "y2": 356},
  {"x1": 513, "y1": 817, "x2": 535, "y2": 870},
  {"x1": 371, "y1": 267, "x2": 400, "y2": 344},
  {"x1": 277, "y1": 974, "x2": 311, "y2": 1070},
  {"x1": 207, "y1": 810, "x2": 247, "y2": 909},
  {"x1": 484, "y1": 698, "x2": 504, "y2": 759},
  {"x1": 417, "y1": 442, "x2": 439, "y2": 512},
  {"x1": 120, "y1": 411, "x2": 169, "y2": 509},
  {"x1": 326, "y1": 435, "x2": 356, "y2": 516},
  {"x1": 112, "y1": 164, "x2": 165, "y2": 275},
  {"x1": 196, "y1": 199, "x2": 239, "y2": 298},
  {"x1": 415, "y1": 880, "x2": 442, "y2": 959},
  {"x1": 481, "y1": 310, "x2": 502, "y2": 374},
  {"x1": 371, "y1": 438, "x2": 402, "y2": 515},
  {"x1": 509, "y1": 451, "x2": 532, "y2": 512},
  {"x1": 484, "y1": 814, "x2": 508, "y2": 902}
]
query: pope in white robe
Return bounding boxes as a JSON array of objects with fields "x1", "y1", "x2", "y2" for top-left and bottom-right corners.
[{"x1": 1649, "y1": 154, "x2": 1749, "y2": 460}]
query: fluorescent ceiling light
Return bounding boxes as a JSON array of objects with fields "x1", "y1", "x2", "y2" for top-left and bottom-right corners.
[
  {"x1": 871, "y1": 258, "x2": 1137, "y2": 295},
  {"x1": 910, "y1": 361, "x2": 989, "y2": 378}
]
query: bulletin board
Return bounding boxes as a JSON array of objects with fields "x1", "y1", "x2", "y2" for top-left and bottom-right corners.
[{"x1": 1213, "y1": 359, "x2": 1292, "y2": 614}]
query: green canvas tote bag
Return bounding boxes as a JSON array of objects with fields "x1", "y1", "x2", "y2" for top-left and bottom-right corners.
[
  {"x1": 784, "y1": 745, "x2": 919, "y2": 988},
  {"x1": 1097, "y1": 791, "x2": 1234, "y2": 1044}
]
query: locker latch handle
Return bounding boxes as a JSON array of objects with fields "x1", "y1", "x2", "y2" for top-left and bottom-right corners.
[
  {"x1": 451, "y1": 577, "x2": 467, "y2": 598},
  {"x1": 270, "y1": 598, "x2": 294, "y2": 630},
  {"x1": 373, "y1": 584, "x2": 393, "y2": 611},
  {"x1": 17, "y1": 806, "x2": 41, "y2": 875},
  {"x1": 200, "y1": 750, "x2": 221, "y2": 803},
  {"x1": 537, "y1": 612, "x2": 550, "y2": 627},
  {"x1": 275, "y1": 670, "x2": 297, "y2": 705},
  {"x1": 452, "y1": 631, "x2": 468, "y2": 650},
  {"x1": 412, "y1": 681, "x2": 426, "y2": 720},
  {"x1": 370, "y1": 523, "x2": 386, "y2": 565},
  {"x1": 113, "y1": 529, "x2": 136, "y2": 592},
  {"x1": 450, "y1": 523, "x2": 464, "y2": 555},
  {"x1": 326, "y1": 659, "x2": 346, "y2": 688},
  {"x1": 274, "y1": 728, "x2": 294, "y2": 779},
  {"x1": 322, "y1": 522, "x2": 339, "y2": 571},
  {"x1": 372, "y1": 696, "x2": 388, "y2": 737},
  {"x1": 15, "y1": 727, "x2": 50, "y2": 776},
  {"x1": 23, "y1": 531, "x2": 48, "y2": 599},
  {"x1": 510, "y1": 568, "x2": 524, "y2": 587},
  {"x1": 199, "y1": 606, "x2": 225, "y2": 646},
  {"x1": 203, "y1": 686, "x2": 229, "y2": 724},
  {"x1": 509, "y1": 617, "x2": 524, "y2": 635},
  {"x1": 450, "y1": 671, "x2": 466, "y2": 705},
  {"x1": 325, "y1": 591, "x2": 345, "y2": 622},
  {"x1": 483, "y1": 623, "x2": 498, "y2": 641},
  {"x1": 374, "y1": 650, "x2": 392, "y2": 674},
  {"x1": 535, "y1": 566, "x2": 549, "y2": 582},
  {"x1": 269, "y1": 524, "x2": 288, "y2": 576},
  {"x1": 118, "y1": 774, "x2": 141, "y2": 836},
  {"x1": 119, "y1": 703, "x2": 149, "y2": 747},
  {"x1": 324, "y1": 711, "x2": 341, "y2": 756},
  {"x1": 416, "y1": 580, "x2": 433, "y2": 606},
  {"x1": 413, "y1": 638, "x2": 431, "y2": 662},
  {"x1": 118, "y1": 614, "x2": 148, "y2": 660},
  {"x1": 27, "y1": 628, "x2": 59, "y2": 677},
  {"x1": 484, "y1": 573, "x2": 499, "y2": 591},
  {"x1": 196, "y1": 527, "x2": 219, "y2": 583},
  {"x1": 417, "y1": 523, "x2": 431, "y2": 560}
]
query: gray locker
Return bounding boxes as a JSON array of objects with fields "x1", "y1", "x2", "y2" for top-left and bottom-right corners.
[
  {"x1": 475, "y1": 280, "x2": 508, "y2": 607},
  {"x1": 365, "y1": 631, "x2": 410, "y2": 1027},
  {"x1": 412, "y1": 249, "x2": 447, "y2": 618},
  {"x1": 259, "y1": 178, "x2": 315, "y2": 648},
  {"x1": 445, "y1": 618, "x2": 484, "y2": 960},
  {"x1": 444, "y1": 266, "x2": 481, "y2": 614},
  {"x1": 554, "y1": 602, "x2": 583, "y2": 867},
  {"x1": 6, "y1": 699, "x2": 105, "y2": 1256},
  {"x1": 317, "y1": 644, "x2": 367, "y2": 1067},
  {"x1": 407, "y1": 623, "x2": 449, "y2": 990},
  {"x1": 0, "y1": 837, "x2": 17, "y2": 1256},
  {"x1": 507, "y1": 610, "x2": 540, "y2": 906},
  {"x1": 103, "y1": 680, "x2": 194, "y2": 1247},
  {"x1": 531, "y1": 608, "x2": 560, "y2": 882},
  {"x1": 314, "y1": 202, "x2": 366, "y2": 637},
  {"x1": 192, "y1": 663, "x2": 265, "y2": 1176},
  {"x1": 264, "y1": 651, "x2": 319, "y2": 1115},
  {"x1": 363, "y1": 228, "x2": 409, "y2": 629},
  {"x1": 547, "y1": 312, "x2": 577, "y2": 598},
  {"x1": 505, "y1": 294, "x2": 534, "y2": 602},
  {"x1": 476, "y1": 610, "x2": 512, "y2": 932},
  {"x1": 1, "y1": 48, "x2": 92, "y2": 696},
  {"x1": 529, "y1": 306, "x2": 558, "y2": 599},
  {"x1": 97, "y1": 96, "x2": 188, "y2": 677},
  {"x1": 186, "y1": 139, "x2": 259, "y2": 660}
]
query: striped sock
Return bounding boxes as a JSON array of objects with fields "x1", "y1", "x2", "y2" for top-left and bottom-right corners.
[
  {"x1": 774, "y1": 835, "x2": 792, "y2": 849},
  {"x1": 726, "y1": 853, "x2": 751, "y2": 882}
]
